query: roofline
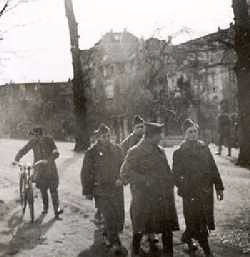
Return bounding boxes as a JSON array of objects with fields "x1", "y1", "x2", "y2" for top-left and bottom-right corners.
[
  {"x1": 176, "y1": 28, "x2": 231, "y2": 47},
  {"x1": 0, "y1": 81, "x2": 72, "y2": 87}
]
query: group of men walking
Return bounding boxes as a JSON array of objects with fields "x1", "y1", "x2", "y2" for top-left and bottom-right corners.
[{"x1": 81, "y1": 115, "x2": 224, "y2": 257}]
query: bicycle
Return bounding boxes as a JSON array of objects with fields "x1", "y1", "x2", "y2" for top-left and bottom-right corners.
[{"x1": 13, "y1": 160, "x2": 47, "y2": 223}]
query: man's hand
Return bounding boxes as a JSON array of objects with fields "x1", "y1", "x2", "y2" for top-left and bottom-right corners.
[
  {"x1": 12, "y1": 161, "x2": 18, "y2": 166},
  {"x1": 216, "y1": 190, "x2": 223, "y2": 201},
  {"x1": 115, "y1": 179, "x2": 123, "y2": 187},
  {"x1": 85, "y1": 194, "x2": 93, "y2": 200}
]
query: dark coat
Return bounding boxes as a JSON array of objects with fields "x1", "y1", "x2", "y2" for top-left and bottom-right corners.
[
  {"x1": 15, "y1": 136, "x2": 59, "y2": 188},
  {"x1": 173, "y1": 140, "x2": 224, "y2": 231},
  {"x1": 120, "y1": 139, "x2": 179, "y2": 233},
  {"x1": 81, "y1": 141, "x2": 124, "y2": 233},
  {"x1": 120, "y1": 132, "x2": 142, "y2": 156}
]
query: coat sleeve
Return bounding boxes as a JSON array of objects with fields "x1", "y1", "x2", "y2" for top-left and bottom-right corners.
[
  {"x1": 15, "y1": 139, "x2": 34, "y2": 162},
  {"x1": 120, "y1": 148, "x2": 147, "y2": 185},
  {"x1": 80, "y1": 150, "x2": 95, "y2": 196},
  {"x1": 117, "y1": 145, "x2": 124, "y2": 167},
  {"x1": 206, "y1": 147, "x2": 224, "y2": 191},
  {"x1": 172, "y1": 150, "x2": 184, "y2": 188},
  {"x1": 48, "y1": 137, "x2": 60, "y2": 160},
  {"x1": 120, "y1": 137, "x2": 130, "y2": 158}
]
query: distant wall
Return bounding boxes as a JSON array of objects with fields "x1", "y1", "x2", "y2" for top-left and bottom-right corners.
[{"x1": 0, "y1": 82, "x2": 75, "y2": 141}]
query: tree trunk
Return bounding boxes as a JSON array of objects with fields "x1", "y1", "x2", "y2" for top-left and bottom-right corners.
[
  {"x1": 72, "y1": 50, "x2": 90, "y2": 151},
  {"x1": 233, "y1": 0, "x2": 250, "y2": 165},
  {"x1": 65, "y1": 0, "x2": 90, "y2": 151}
]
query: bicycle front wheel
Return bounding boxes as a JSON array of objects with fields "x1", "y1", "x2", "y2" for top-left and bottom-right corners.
[{"x1": 19, "y1": 175, "x2": 27, "y2": 215}]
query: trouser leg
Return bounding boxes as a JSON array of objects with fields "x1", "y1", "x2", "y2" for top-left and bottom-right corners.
[
  {"x1": 132, "y1": 233, "x2": 143, "y2": 255},
  {"x1": 40, "y1": 186, "x2": 49, "y2": 212},
  {"x1": 98, "y1": 198, "x2": 121, "y2": 246},
  {"x1": 162, "y1": 231, "x2": 173, "y2": 256},
  {"x1": 49, "y1": 184, "x2": 59, "y2": 215}
]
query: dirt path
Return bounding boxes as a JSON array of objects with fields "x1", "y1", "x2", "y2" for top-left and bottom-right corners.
[{"x1": 0, "y1": 140, "x2": 249, "y2": 257}]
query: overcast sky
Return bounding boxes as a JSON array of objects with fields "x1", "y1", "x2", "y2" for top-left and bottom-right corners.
[{"x1": 0, "y1": 0, "x2": 233, "y2": 84}]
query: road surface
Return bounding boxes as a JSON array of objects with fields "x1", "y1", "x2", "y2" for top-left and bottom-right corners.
[{"x1": 0, "y1": 139, "x2": 249, "y2": 257}]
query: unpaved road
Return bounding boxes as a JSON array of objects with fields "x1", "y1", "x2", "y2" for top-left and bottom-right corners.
[{"x1": 0, "y1": 139, "x2": 249, "y2": 257}]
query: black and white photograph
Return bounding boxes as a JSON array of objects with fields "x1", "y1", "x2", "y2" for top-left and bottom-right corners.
[{"x1": 0, "y1": 0, "x2": 249, "y2": 256}]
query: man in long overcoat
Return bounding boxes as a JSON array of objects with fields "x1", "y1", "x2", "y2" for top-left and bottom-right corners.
[
  {"x1": 120, "y1": 122, "x2": 179, "y2": 257},
  {"x1": 81, "y1": 123, "x2": 125, "y2": 251},
  {"x1": 14, "y1": 126, "x2": 63, "y2": 219},
  {"x1": 173, "y1": 119, "x2": 224, "y2": 257}
]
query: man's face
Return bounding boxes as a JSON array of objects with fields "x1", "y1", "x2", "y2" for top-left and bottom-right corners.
[
  {"x1": 185, "y1": 126, "x2": 199, "y2": 141},
  {"x1": 98, "y1": 133, "x2": 110, "y2": 144},
  {"x1": 133, "y1": 123, "x2": 144, "y2": 136},
  {"x1": 32, "y1": 133, "x2": 42, "y2": 140}
]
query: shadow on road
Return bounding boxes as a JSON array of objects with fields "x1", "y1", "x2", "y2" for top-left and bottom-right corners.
[
  {"x1": 78, "y1": 229, "x2": 109, "y2": 257},
  {"x1": 78, "y1": 228, "x2": 128, "y2": 257},
  {"x1": 0, "y1": 210, "x2": 56, "y2": 256}
]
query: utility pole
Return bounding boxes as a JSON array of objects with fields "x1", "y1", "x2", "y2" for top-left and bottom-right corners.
[
  {"x1": 64, "y1": 0, "x2": 89, "y2": 151},
  {"x1": 232, "y1": 0, "x2": 250, "y2": 165}
]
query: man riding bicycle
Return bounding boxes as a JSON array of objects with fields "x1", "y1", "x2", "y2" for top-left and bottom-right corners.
[{"x1": 14, "y1": 126, "x2": 63, "y2": 220}]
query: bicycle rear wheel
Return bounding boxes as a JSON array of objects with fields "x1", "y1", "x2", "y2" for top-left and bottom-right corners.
[{"x1": 27, "y1": 185, "x2": 34, "y2": 223}]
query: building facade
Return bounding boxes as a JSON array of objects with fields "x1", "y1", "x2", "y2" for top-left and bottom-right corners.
[{"x1": 0, "y1": 81, "x2": 74, "y2": 140}]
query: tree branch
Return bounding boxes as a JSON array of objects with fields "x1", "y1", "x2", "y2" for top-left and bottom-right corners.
[{"x1": 0, "y1": 1, "x2": 8, "y2": 18}]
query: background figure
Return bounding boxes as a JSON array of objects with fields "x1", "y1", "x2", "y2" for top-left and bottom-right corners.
[
  {"x1": 173, "y1": 119, "x2": 224, "y2": 257},
  {"x1": 14, "y1": 126, "x2": 63, "y2": 219},
  {"x1": 120, "y1": 115, "x2": 144, "y2": 155},
  {"x1": 81, "y1": 123, "x2": 125, "y2": 253},
  {"x1": 90, "y1": 129, "x2": 103, "y2": 224},
  {"x1": 216, "y1": 106, "x2": 232, "y2": 156},
  {"x1": 120, "y1": 122, "x2": 179, "y2": 257},
  {"x1": 230, "y1": 112, "x2": 239, "y2": 148}
]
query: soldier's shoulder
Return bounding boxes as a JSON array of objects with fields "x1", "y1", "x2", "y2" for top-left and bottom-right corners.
[
  {"x1": 112, "y1": 143, "x2": 123, "y2": 153},
  {"x1": 44, "y1": 135, "x2": 55, "y2": 142},
  {"x1": 127, "y1": 143, "x2": 141, "y2": 155},
  {"x1": 85, "y1": 143, "x2": 98, "y2": 155},
  {"x1": 158, "y1": 145, "x2": 166, "y2": 152},
  {"x1": 174, "y1": 140, "x2": 186, "y2": 152}
]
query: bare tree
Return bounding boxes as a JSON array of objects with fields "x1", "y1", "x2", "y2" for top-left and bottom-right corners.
[
  {"x1": 0, "y1": 0, "x2": 35, "y2": 19},
  {"x1": 64, "y1": 0, "x2": 91, "y2": 151}
]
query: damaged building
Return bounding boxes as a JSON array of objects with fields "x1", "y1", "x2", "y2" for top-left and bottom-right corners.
[{"x1": 80, "y1": 26, "x2": 237, "y2": 142}]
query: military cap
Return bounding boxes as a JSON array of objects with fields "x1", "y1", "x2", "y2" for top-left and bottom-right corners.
[
  {"x1": 182, "y1": 118, "x2": 199, "y2": 132},
  {"x1": 133, "y1": 115, "x2": 144, "y2": 127},
  {"x1": 144, "y1": 122, "x2": 164, "y2": 135},
  {"x1": 96, "y1": 123, "x2": 110, "y2": 136},
  {"x1": 29, "y1": 126, "x2": 43, "y2": 136}
]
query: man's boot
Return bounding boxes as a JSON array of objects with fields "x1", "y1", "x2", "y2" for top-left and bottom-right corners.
[
  {"x1": 181, "y1": 232, "x2": 198, "y2": 253},
  {"x1": 132, "y1": 233, "x2": 142, "y2": 257},
  {"x1": 162, "y1": 231, "x2": 173, "y2": 257},
  {"x1": 148, "y1": 233, "x2": 160, "y2": 252},
  {"x1": 199, "y1": 239, "x2": 213, "y2": 257}
]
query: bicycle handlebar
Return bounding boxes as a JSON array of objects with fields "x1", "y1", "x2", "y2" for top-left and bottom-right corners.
[{"x1": 12, "y1": 160, "x2": 48, "y2": 169}]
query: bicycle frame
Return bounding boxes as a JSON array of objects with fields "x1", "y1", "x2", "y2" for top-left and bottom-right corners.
[
  {"x1": 17, "y1": 163, "x2": 35, "y2": 223},
  {"x1": 14, "y1": 160, "x2": 48, "y2": 223}
]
